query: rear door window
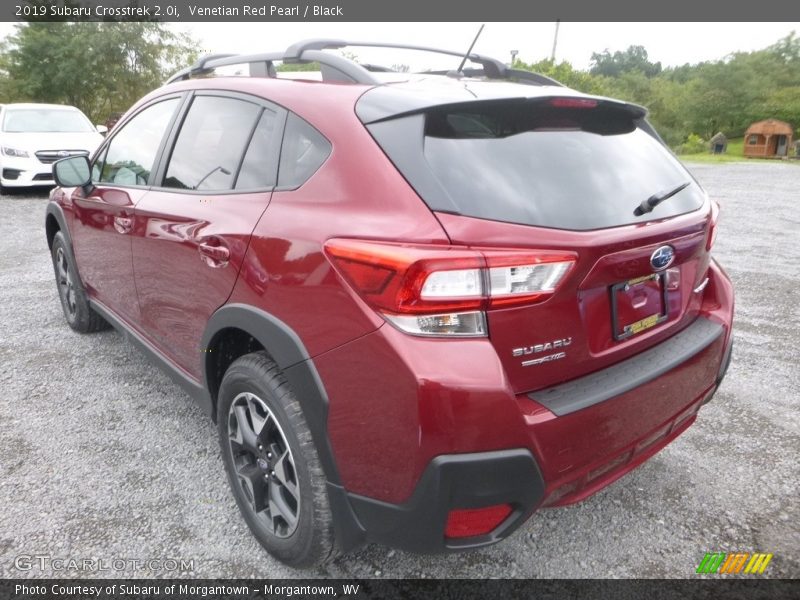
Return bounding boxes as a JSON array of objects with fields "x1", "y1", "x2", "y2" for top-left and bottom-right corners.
[
  {"x1": 235, "y1": 109, "x2": 281, "y2": 190},
  {"x1": 163, "y1": 95, "x2": 261, "y2": 191}
]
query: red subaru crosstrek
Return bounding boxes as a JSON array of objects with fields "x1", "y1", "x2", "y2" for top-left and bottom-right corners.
[{"x1": 46, "y1": 40, "x2": 734, "y2": 567}]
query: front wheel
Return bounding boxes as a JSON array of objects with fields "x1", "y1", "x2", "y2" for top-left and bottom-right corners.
[
  {"x1": 217, "y1": 351, "x2": 336, "y2": 567},
  {"x1": 50, "y1": 232, "x2": 108, "y2": 333}
]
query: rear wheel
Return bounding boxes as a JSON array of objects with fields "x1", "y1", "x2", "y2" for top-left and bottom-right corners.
[
  {"x1": 217, "y1": 351, "x2": 336, "y2": 567},
  {"x1": 50, "y1": 232, "x2": 108, "y2": 333}
]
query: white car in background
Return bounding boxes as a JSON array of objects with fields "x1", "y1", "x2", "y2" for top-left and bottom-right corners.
[{"x1": 0, "y1": 103, "x2": 106, "y2": 192}]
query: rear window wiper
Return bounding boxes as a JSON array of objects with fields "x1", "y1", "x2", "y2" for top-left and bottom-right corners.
[{"x1": 634, "y1": 181, "x2": 691, "y2": 216}]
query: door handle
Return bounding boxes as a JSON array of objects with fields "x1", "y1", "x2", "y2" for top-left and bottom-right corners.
[
  {"x1": 113, "y1": 216, "x2": 133, "y2": 234},
  {"x1": 198, "y1": 241, "x2": 230, "y2": 268}
]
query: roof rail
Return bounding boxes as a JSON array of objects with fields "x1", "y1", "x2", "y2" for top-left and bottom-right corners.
[
  {"x1": 284, "y1": 38, "x2": 516, "y2": 80},
  {"x1": 166, "y1": 53, "x2": 237, "y2": 84},
  {"x1": 165, "y1": 39, "x2": 562, "y2": 87}
]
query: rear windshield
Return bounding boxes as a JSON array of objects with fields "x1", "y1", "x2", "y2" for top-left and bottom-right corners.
[{"x1": 367, "y1": 100, "x2": 704, "y2": 230}]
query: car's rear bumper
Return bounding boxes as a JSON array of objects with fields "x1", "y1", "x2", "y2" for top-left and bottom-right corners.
[
  {"x1": 318, "y1": 259, "x2": 734, "y2": 552},
  {"x1": 342, "y1": 449, "x2": 545, "y2": 553},
  {"x1": 336, "y1": 333, "x2": 730, "y2": 553},
  {"x1": 525, "y1": 315, "x2": 729, "y2": 508}
]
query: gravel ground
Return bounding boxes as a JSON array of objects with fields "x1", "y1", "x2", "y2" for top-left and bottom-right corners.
[{"x1": 0, "y1": 161, "x2": 798, "y2": 579}]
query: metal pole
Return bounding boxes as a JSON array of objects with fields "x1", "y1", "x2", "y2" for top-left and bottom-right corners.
[{"x1": 551, "y1": 20, "x2": 560, "y2": 62}]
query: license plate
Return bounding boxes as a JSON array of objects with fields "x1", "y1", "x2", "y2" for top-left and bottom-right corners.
[{"x1": 610, "y1": 273, "x2": 668, "y2": 341}]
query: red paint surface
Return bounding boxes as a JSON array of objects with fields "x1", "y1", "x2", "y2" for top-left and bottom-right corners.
[{"x1": 58, "y1": 75, "x2": 735, "y2": 511}]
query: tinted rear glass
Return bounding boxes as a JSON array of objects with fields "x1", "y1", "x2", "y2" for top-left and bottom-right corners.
[
  {"x1": 368, "y1": 100, "x2": 704, "y2": 230},
  {"x1": 277, "y1": 114, "x2": 331, "y2": 189}
]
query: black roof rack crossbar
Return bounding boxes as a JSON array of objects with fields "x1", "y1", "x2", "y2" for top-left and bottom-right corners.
[
  {"x1": 284, "y1": 39, "x2": 509, "y2": 79},
  {"x1": 165, "y1": 48, "x2": 381, "y2": 86},
  {"x1": 166, "y1": 53, "x2": 238, "y2": 84},
  {"x1": 165, "y1": 39, "x2": 561, "y2": 87},
  {"x1": 283, "y1": 38, "x2": 349, "y2": 58}
]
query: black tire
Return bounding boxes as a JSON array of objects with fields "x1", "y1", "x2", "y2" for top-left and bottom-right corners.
[
  {"x1": 50, "y1": 231, "x2": 109, "y2": 333},
  {"x1": 217, "y1": 351, "x2": 336, "y2": 568}
]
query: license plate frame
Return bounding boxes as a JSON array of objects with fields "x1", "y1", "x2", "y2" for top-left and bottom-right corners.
[{"x1": 610, "y1": 272, "x2": 669, "y2": 342}]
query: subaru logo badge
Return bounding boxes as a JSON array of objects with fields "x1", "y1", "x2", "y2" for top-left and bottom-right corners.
[{"x1": 650, "y1": 245, "x2": 675, "y2": 271}]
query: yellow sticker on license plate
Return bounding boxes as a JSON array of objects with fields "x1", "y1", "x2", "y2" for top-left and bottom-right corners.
[
  {"x1": 624, "y1": 313, "x2": 661, "y2": 335},
  {"x1": 625, "y1": 274, "x2": 659, "y2": 287}
]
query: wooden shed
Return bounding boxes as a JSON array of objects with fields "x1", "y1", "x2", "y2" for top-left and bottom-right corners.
[
  {"x1": 743, "y1": 119, "x2": 794, "y2": 158},
  {"x1": 709, "y1": 132, "x2": 727, "y2": 154}
]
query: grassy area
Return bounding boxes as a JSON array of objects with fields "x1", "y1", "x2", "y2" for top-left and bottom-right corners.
[{"x1": 677, "y1": 137, "x2": 748, "y2": 163}]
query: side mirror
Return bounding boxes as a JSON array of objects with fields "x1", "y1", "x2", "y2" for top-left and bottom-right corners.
[
  {"x1": 53, "y1": 155, "x2": 92, "y2": 190},
  {"x1": 96, "y1": 124, "x2": 109, "y2": 136}
]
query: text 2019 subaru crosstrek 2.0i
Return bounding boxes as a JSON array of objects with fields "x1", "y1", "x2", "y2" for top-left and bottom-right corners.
[{"x1": 46, "y1": 40, "x2": 734, "y2": 567}]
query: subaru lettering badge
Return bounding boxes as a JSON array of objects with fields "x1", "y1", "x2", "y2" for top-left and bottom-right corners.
[{"x1": 650, "y1": 245, "x2": 675, "y2": 271}]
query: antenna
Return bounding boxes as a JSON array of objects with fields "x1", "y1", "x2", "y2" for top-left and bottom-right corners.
[{"x1": 457, "y1": 24, "x2": 485, "y2": 74}]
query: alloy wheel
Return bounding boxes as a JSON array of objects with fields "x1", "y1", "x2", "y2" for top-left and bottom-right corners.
[
  {"x1": 55, "y1": 247, "x2": 77, "y2": 318},
  {"x1": 227, "y1": 392, "x2": 300, "y2": 538}
]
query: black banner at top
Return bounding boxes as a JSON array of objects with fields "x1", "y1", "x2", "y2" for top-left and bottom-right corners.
[{"x1": 3, "y1": 0, "x2": 800, "y2": 22}]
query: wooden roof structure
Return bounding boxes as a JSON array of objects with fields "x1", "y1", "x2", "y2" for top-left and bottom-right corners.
[
  {"x1": 744, "y1": 119, "x2": 793, "y2": 137},
  {"x1": 744, "y1": 119, "x2": 794, "y2": 158}
]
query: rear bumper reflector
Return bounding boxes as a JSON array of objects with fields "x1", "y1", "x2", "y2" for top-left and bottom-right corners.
[
  {"x1": 445, "y1": 504, "x2": 513, "y2": 539},
  {"x1": 528, "y1": 317, "x2": 724, "y2": 416}
]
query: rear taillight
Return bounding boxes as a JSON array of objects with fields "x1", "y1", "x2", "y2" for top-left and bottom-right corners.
[
  {"x1": 485, "y1": 253, "x2": 574, "y2": 307},
  {"x1": 707, "y1": 200, "x2": 720, "y2": 251},
  {"x1": 325, "y1": 239, "x2": 576, "y2": 336}
]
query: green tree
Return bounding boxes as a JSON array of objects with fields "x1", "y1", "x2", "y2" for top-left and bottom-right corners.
[
  {"x1": 768, "y1": 31, "x2": 800, "y2": 65},
  {"x1": 513, "y1": 58, "x2": 608, "y2": 95},
  {"x1": 275, "y1": 61, "x2": 321, "y2": 72},
  {"x1": 1, "y1": 22, "x2": 197, "y2": 122},
  {"x1": 501, "y1": 33, "x2": 799, "y2": 149},
  {"x1": 590, "y1": 45, "x2": 662, "y2": 78},
  {"x1": 760, "y1": 87, "x2": 800, "y2": 131},
  {"x1": 681, "y1": 49, "x2": 788, "y2": 137}
]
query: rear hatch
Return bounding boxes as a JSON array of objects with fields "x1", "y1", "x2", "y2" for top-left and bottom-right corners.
[{"x1": 362, "y1": 89, "x2": 715, "y2": 393}]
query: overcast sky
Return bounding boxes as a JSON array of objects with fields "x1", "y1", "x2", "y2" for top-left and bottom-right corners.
[
  {"x1": 1, "y1": 22, "x2": 798, "y2": 70},
  {"x1": 178, "y1": 22, "x2": 798, "y2": 70}
]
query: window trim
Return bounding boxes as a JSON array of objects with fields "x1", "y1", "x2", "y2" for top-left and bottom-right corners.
[{"x1": 150, "y1": 90, "x2": 288, "y2": 197}]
